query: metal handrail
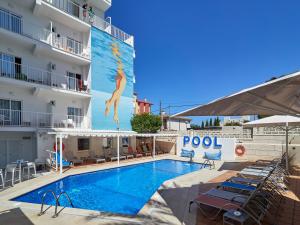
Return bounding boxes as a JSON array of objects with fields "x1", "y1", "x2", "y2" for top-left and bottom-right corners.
[
  {"x1": 39, "y1": 190, "x2": 59, "y2": 217},
  {"x1": 39, "y1": 190, "x2": 74, "y2": 218}
]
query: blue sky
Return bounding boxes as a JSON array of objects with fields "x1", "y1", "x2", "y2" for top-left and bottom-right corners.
[{"x1": 107, "y1": 0, "x2": 300, "y2": 123}]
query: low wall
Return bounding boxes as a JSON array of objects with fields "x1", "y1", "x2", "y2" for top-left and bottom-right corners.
[{"x1": 176, "y1": 136, "x2": 236, "y2": 161}]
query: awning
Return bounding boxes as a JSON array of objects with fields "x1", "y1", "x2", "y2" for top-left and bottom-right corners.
[
  {"x1": 244, "y1": 115, "x2": 300, "y2": 127},
  {"x1": 174, "y1": 71, "x2": 300, "y2": 117},
  {"x1": 243, "y1": 115, "x2": 300, "y2": 170},
  {"x1": 48, "y1": 129, "x2": 178, "y2": 137}
]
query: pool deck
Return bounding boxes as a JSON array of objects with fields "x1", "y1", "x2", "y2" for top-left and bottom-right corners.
[{"x1": 0, "y1": 155, "x2": 243, "y2": 225}]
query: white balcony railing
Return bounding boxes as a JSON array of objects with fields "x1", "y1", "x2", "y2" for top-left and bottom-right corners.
[
  {"x1": 0, "y1": 59, "x2": 90, "y2": 94},
  {"x1": 0, "y1": 8, "x2": 90, "y2": 59},
  {"x1": 42, "y1": 0, "x2": 134, "y2": 46},
  {"x1": 0, "y1": 109, "x2": 90, "y2": 129},
  {"x1": 44, "y1": 0, "x2": 87, "y2": 22}
]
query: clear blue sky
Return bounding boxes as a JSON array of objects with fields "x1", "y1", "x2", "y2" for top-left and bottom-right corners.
[{"x1": 107, "y1": 0, "x2": 300, "y2": 123}]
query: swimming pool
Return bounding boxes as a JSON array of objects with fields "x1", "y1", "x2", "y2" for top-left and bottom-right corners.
[{"x1": 12, "y1": 159, "x2": 204, "y2": 215}]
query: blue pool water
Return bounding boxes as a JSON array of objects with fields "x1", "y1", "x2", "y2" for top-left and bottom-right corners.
[{"x1": 12, "y1": 160, "x2": 204, "y2": 215}]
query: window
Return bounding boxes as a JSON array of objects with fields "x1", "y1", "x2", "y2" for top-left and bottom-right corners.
[
  {"x1": 67, "y1": 72, "x2": 82, "y2": 91},
  {"x1": 0, "y1": 99, "x2": 21, "y2": 126},
  {"x1": 103, "y1": 137, "x2": 113, "y2": 149},
  {"x1": 78, "y1": 138, "x2": 89, "y2": 151},
  {"x1": 68, "y1": 107, "x2": 83, "y2": 127},
  {"x1": 67, "y1": 37, "x2": 82, "y2": 55},
  {"x1": 0, "y1": 8, "x2": 22, "y2": 34}
]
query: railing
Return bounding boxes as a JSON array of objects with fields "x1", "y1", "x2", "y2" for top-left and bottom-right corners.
[
  {"x1": 0, "y1": 8, "x2": 90, "y2": 59},
  {"x1": 44, "y1": 0, "x2": 86, "y2": 21},
  {"x1": 93, "y1": 16, "x2": 134, "y2": 46},
  {"x1": 0, "y1": 109, "x2": 90, "y2": 129},
  {"x1": 0, "y1": 59, "x2": 89, "y2": 94},
  {"x1": 42, "y1": 0, "x2": 134, "y2": 46}
]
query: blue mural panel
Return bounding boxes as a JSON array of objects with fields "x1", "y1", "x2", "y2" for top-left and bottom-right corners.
[{"x1": 91, "y1": 27, "x2": 134, "y2": 130}]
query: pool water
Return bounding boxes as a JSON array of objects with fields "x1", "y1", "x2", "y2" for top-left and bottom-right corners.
[{"x1": 12, "y1": 159, "x2": 204, "y2": 215}]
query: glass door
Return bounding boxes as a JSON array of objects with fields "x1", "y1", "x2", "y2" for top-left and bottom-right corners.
[
  {"x1": 0, "y1": 99, "x2": 22, "y2": 126},
  {"x1": 11, "y1": 100, "x2": 21, "y2": 126},
  {"x1": 0, "y1": 53, "x2": 15, "y2": 78},
  {"x1": 67, "y1": 71, "x2": 76, "y2": 90}
]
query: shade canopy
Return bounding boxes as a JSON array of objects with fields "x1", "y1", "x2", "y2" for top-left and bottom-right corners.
[
  {"x1": 244, "y1": 115, "x2": 300, "y2": 128},
  {"x1": 174, "y1": 71, "x2": 300, "y2": 117}
]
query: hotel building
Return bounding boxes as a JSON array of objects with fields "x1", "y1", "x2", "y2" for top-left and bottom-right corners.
[{"x1": 0, "y1": 0, "x2": 136, "y2": 168}]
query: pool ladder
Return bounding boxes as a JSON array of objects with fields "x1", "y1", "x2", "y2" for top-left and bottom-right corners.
[{"x1": 38, "y1": 190, "x2": 74, "y2": 218}]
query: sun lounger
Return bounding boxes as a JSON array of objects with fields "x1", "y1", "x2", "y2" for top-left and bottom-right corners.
[
  {"x1": 109, "y1": 155, "x2": 126, "y2": 161},
  {"x1": 92, "y1": 156, "x2": 106, "y2": 163},
  {"x1": 128, "y1": 146, "x2": 143, "y2": 158},
  {"x1": 189, "y1": 193, "x2": 242, "y2": 219},
  {"x1": 53, "y1": 152, "x2": 72, "y2": 168},
  {"x1": 141, "y1": 145, "x2": 152, "y2": 156},
  {"x1": 228, "y1": 176, "x2": 262, "y2": 186},
  {"x1": 205, "y1": 189, "x2": 249, "y2": 204},
  {"x1": 220, "y1": 181, "x2": 257, "y2": 191}
]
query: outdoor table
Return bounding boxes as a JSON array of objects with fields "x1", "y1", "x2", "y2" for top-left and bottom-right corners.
[
  {"x1": 223, "y1": 209, "x2": 249, "y2": 225},
  {"x1": 11, "y1": 160, "x2": 29, "y2": 182}
]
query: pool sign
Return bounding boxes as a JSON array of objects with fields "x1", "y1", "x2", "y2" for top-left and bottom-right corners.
[
  {"x1": 183, "y1": 136, "x2": 222, "y2": 148},
  {"x1": 177, "y1": 136, "x2": 236, "y2": 161}
]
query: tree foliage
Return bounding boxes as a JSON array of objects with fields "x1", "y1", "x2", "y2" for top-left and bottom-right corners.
[
  {"x1": 190, "y1": 124, "x2": 201, "y2": 130},
  {"x1": 131, "y1": 114, "x2": 162, "y2": 133}
]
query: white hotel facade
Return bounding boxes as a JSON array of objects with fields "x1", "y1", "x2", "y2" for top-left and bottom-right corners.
[{"x1": 0, "y1": 0, "x2": 135, "y2": 168}]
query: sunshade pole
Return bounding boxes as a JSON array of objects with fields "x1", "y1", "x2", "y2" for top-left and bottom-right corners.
[
  {"x1": 286, "y1": 123, "x2": 289, "y2": 172},
  {"x1": 60, "y1": 134, "x2": 63, "y2": 175},
  {"x1": 55, "y1": 135, "x2": 58, "y2": 172},
  {"x1": 117, "y1": 135, "x2": 120, "y2": 166},
  {"x1": 153, "y1": 136, "x2": 156, "y2": 158}
]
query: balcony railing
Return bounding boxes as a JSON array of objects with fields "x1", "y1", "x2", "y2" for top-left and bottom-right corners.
[
  {"x1": 0, "y1": 8, "x2": 90, "y2": 59},
  {"x1": 44, "y1": 0, "x2": 87, "y2": 22},
  {"x1": 0, "y1": 59, "x2": 90, "y2": 94},
  {"x1": 93, "y1": 17, "x2": 134, "y2": 46},
  {"x1": 42, "y1": 0, "x2": 134, "y2": 46},
  {"x1": 0, "y1": 109, "x2": 90, "y2": 129}
]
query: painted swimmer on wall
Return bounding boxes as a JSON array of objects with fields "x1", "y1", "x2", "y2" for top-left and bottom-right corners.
[{"x1": 104, "y1": 42, "x2": 127, "y2": 124}]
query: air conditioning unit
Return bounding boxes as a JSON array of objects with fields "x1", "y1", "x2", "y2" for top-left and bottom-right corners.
[{"x1": 48, "y1": 62, "x2": 56, "y2": 71}]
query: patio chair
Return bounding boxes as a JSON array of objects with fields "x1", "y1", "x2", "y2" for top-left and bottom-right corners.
[
  {"x1": 0, "y1": 169, "x2": 4, "y2": 189},
  {"x1": 181, "y1": 149, "x2": 195, "y2": 161},
  {"x1": 4, "y1": 164, "x2": 21, "y2": 186},
  {"x1": 65, "y1": 152, "x2": 84, "y2": 165},
  {"x1": 88, "y1": 151, "x2": 105, "y2": 164},
  {"x1": 141, "y1": 144, "x2": 152, "y2": 156},
  {"x1": 136, "y1": 146, "x2": 147, "y2": 156},
  {"x1": 128, "y1": 146, "x2": 143, "y2": 158},
  {"x1": 53, "y1": 152, "x2": 73, "y2": 168},
  {"x1": 122, "y1": 148, "x2": 134, "y2": 159},
  {"x1": 22, "y1": 162, "x2": 37, "y2": 180},
  {"x1": 203, "y1": 150, "x2": 221, "y2": 169}
]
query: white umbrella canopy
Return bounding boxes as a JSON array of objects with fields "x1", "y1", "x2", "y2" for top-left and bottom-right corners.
[
  {"x1": 243, "y1": 115, "x2": 300, "y2": 170},
  {"x1": 243, "y1": 115, "x2": 300, "y2": 127},
  {"x1": 174, "y1": 71, "x2": 300, "y2": 117}
]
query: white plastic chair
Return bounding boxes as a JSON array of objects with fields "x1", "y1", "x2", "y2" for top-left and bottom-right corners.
[
  {"x1": 4, "y1": 164, "x2": 21, "y2": 186},
  {"x1": 22, "y1": 162, "x2": 36, "y2": 180},
  {"x1": 0, "y1": 169, "x2": 4, "y2": 189}
]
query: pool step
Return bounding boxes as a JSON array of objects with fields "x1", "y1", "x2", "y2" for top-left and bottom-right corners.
[{"x1": 38, "y1": 190, "x2": 74, "y2": 218}]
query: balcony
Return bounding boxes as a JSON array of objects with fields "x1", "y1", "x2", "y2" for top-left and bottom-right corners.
[
  {"x1": 93, "y1": 16, "x2": 134, "y2": 47},
  {"x1": 0, "y1": 59, "x2": 90, "y2": 96},
  {"x1": 0, "y1": 8, "x2": 91, "y2": 64},
  {"x1": 0, "y1": 109, "x2": 90, "y2": 130},
  {"x1": 35, "y1": 0, "x2": 133, "y2": 46}
]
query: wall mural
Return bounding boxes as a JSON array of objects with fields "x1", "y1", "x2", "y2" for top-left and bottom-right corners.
[{"x1": 91, "y1": 27, "x2": 134, "y2": 130}]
